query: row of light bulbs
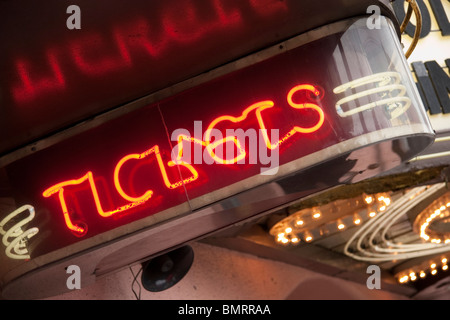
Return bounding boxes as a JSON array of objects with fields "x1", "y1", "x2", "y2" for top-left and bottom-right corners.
[
  {"x1": 398, "y1": 257, "x2": 449, "y2": 284},
  {"x1": 273, "y1": 193, "x2": 392, "y2": 245},
  {"x1": 417, "y1": 200, "x2": 450, "y2": 244}
]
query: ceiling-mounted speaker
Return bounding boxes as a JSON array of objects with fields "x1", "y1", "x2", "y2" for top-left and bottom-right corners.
[{"x1": 141, "y1": 245, "x2": 194, "y2": 292}]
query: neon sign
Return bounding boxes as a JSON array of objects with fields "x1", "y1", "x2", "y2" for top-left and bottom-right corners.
[
  {"x1": 42, "y1": 83, "x2": 325, "y2": 236},
  {"x1": 0, "y1": 205, "x2": 39, "y2": 260},
  {"x1": 10, "y1": 0, "x2": 288, "y2": 104},
  {"x1": 1, "y1": 17, "x2": 434, "y2": 267},
  {"x1": 333, "y1": 71, "x2": 411, "y2": 119}
]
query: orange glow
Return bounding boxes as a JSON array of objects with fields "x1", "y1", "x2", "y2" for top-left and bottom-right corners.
[
  {"x1": 114, "y1": 145, "x2": 199, "y2": 202},
  {"x1": 204, "y1": 100, "x2": 273, "y2": 164},
  {"x1": 13, "y1": 49, "x2": 66, "y2": 103},
  {"x1": 44, "y1": 145, "x2": 199, "y2": 235},
  {"x1": 43, "y1": 83, "x2": 324, "y2": 236},
  {"x1": 176, "y1": 84, "x2": 326, "y2": 165},
  {"x1": 43, "y1": 171, "x2": 148, "y2": 235}
]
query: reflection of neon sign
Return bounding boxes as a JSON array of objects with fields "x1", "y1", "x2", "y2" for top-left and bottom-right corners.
[
  {"x1": 11, "y1": 0, "x2": 288, "y2": 103},
  {"x1": 333, "y1": 72, "x2": 411, "y2": 119},
  {"x1": 42, "y1": 83, "x2": 325, "y2": 237},
  {"x1": 0, "y1": 205, "x2": 39, "y2": 260}
]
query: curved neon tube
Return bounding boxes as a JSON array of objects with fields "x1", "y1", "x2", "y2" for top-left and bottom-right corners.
[
  {"x1": 0, "y1": 205, "x2": 39, "y2": 260},
  {"x1": 334, "y1": 72, "x2": 411, "y2": 119}
]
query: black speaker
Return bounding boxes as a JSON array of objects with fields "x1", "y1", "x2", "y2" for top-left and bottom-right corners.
[{"x1": 141, "y1": 245, "x2": 194, "y2": 292}]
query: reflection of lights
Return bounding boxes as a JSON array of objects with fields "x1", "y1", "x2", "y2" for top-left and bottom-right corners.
[
  {"x1": 270, "y1": 192, "x2": 392, "y2": 246},
  {"x1": 333, "y1": 72, "x2": 411, "y2": 119},
  {"x1": 0, "y1": 205, "x2": 39, "y2": 260}
]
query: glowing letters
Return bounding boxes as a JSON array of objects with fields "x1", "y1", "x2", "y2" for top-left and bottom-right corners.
[
  {"x1": 0, "y1": 205, "x2": 39, "y2": 260},
  {"x1": 333, "y1": 72, "x2": 411, "y2": 119},
  {"x1": 42, "y1": 83, "x2": 325, "y2": 237},
  {"x1": 175, "y1": 84, "x2": 324, "y2": 165}
]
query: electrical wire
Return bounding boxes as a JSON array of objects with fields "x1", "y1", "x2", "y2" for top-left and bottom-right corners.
[
  {"x1": 400, "y1": 0, "x2": 422, "y2": 58},
  {"x1": 130, "y1": 266, "x2": 143, "y2": 300}
]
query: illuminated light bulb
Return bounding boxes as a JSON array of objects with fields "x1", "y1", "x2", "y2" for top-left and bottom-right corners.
[
  {"x1": 419, "y1": 271, "x2": 426, "y2": 278},
  {"x1": 277, "y1": 233, "x2": 286, "y2": 243},
  {"x1": 399, "y1": 275, "x2": 409, "y2": 283},
  {"x1": 446, "y1": 202, "x2": 450, "y2": 207},
  {"x1": 296, "y1": 220, "x2": 304, "y2": 226},
  {"x1": 410, "y1": 275, "x2": 417, "y2": 281},
  {"x1": 379, "y1": 205, "x2": 386, "y2": 212},
  {"x1": 445, "y1": 239, "x2": 450, "y2": 244},
  {"x1": 431, "y1": 269, "x2": 437, "y2": 275},
  {"x1": 431, "y1": 263, "x2": 436, "y2": 269},
  {"x1": 285, "y1": 227, "x2": 292, "y2": 234},
  {"x1": 365, "y1": 196, "x2": 374, "y2": 204},
  {"x1": 383, "y1": 197, "x2": 391, "y2": 206},
  {"x1": 312, "y1": 212, "x2": 321, "y2": 219},
  {"x1": 443, "y1": 265, "x2": 448, "y2": 271},
  {"x1": 337, "y1": 220, "x2": 345, "y2": 230},
  {"x1": 440, "y1": 205, "x2": 446, "y2": 211},
  {"x1": 281, "y1": 238, "x2": 289, "y2": 244},
  {"x1": 304, "y1": 231, "x2": 313, "y2": 242},
  {"x1": 443, "y1": 258, "x2": 448, "y2": 264},
  {"x1": 369, "y1": 211, "x2": 376, "y2": 218},
  {"x1": 353, "y1": 213, "x2": 362, "y2": 225},
  {"x1": 291, "y1": 237, "x2": 299, "y2": 244}
]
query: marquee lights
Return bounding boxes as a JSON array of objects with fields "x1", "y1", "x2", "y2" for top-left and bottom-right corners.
[
  {"x1": 43, "y1": 83, "x2": 325, "y2": 236},
  {"x1": 414, "y1": 192, "x2": 450, "y2": 244},
  {"x1": 397, "y1": 256, "x2": 449, "y2": 285},
  {"x1": 270, "y1": 193, "x2": 392, "y2": 246},
  {"x1": 0, "y1": 205, "x2": 39, "y2": 260},
  {"x1": 333, "y1": 71, "x2": 411, "y2": 119},
  {"x1": 344, "y1": 184, "x2": 450, "y2": 262}
]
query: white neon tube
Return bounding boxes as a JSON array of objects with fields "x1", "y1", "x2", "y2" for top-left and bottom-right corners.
[
  {"x1": 334, "y1": 72, "x2": 411, "y2": 119},
  {"x1": 343, "y1": 184, "x2": 450, "y2": 262},
  {"x1": 0, "y1": 204, "x2": 39, "y2": 260}
]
